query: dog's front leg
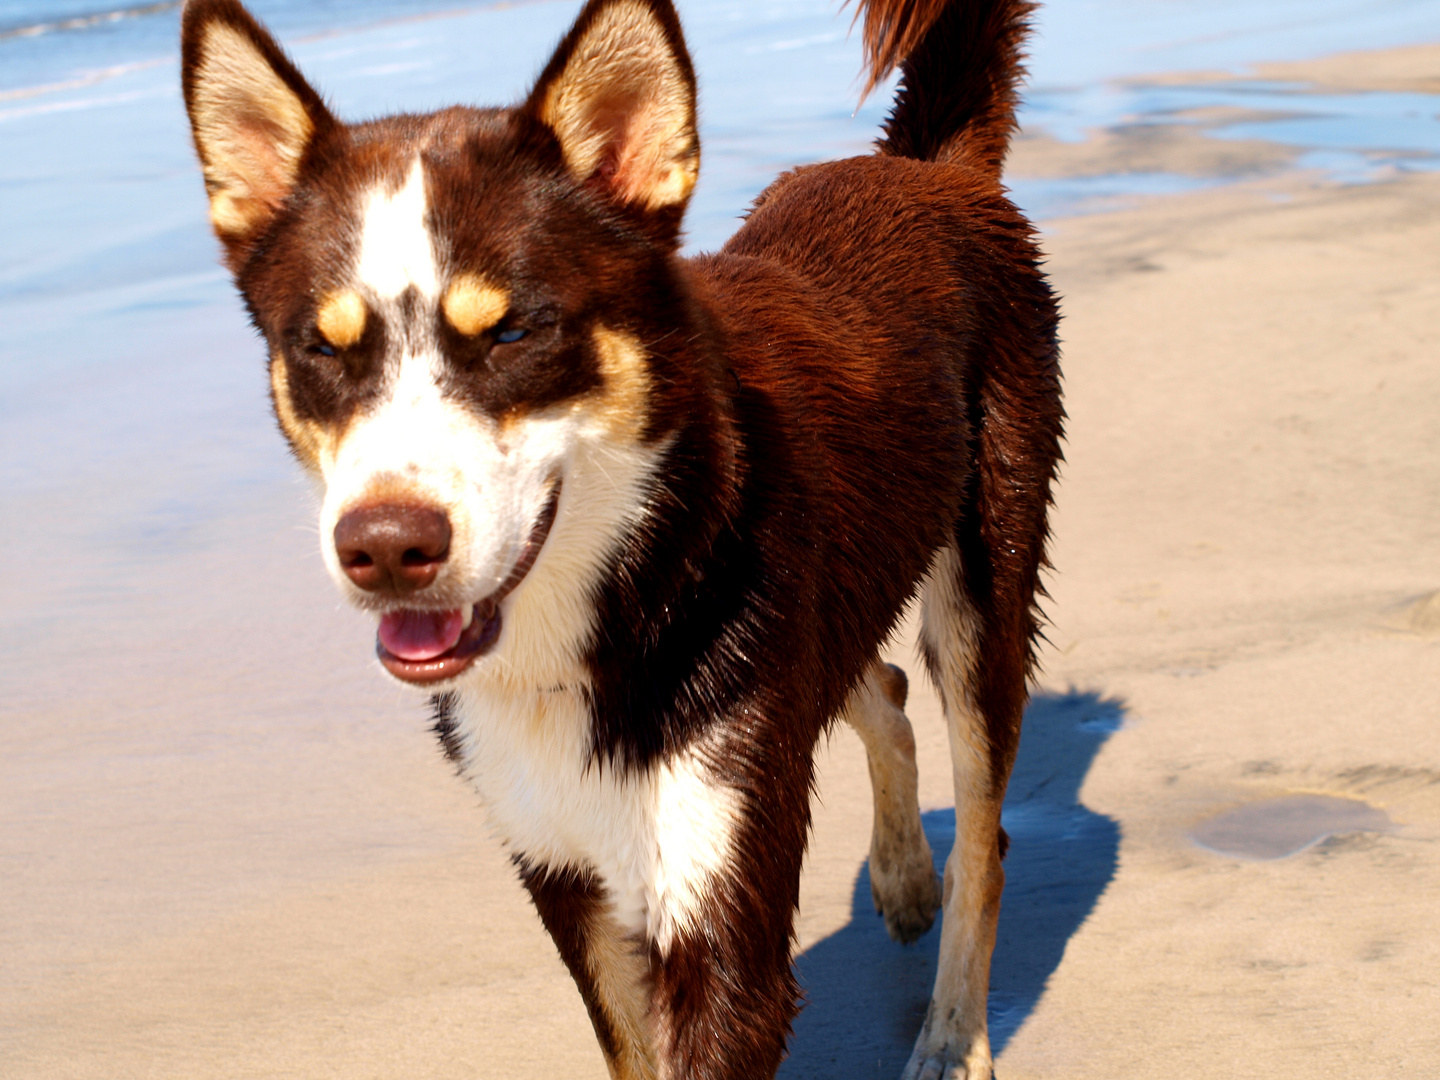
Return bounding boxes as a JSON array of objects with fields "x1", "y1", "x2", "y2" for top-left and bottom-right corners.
[
  {"x1": 520, "y1": 803, "x2": 807, "y2": 1080},
  {"x1": 519, "y1": 860, "x2": 661, "y2": 1080},
  {"x1": 646, "y1": 883, "x2": 804, "y2": 1080}
]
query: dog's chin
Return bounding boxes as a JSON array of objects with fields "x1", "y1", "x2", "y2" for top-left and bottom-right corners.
[{"x1": 371, "y1": 482, "x2": 562, "y2": 688}]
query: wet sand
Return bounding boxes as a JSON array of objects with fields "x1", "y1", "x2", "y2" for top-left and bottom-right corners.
[
  {"x1": 986, "y1": 165, "x2": 1440, "y2": 1076},
  {"x1": 4, "y1": 36, "x2": 1439, "y2": 1080}
]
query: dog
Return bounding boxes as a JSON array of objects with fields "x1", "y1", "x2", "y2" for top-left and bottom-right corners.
[{"x1": 180, "y1": 0, "x2": 1062, "y2": 1075}]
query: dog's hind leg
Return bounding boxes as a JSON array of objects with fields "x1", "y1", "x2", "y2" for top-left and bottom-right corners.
[
  {"x1": 842, "y1": 660, "x2": 943, "y2": 944},
  {"x1": 903, "y1": 541, "x2": 1027, "y2": 1080}
]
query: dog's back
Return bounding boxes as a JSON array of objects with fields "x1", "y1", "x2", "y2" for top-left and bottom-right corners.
[
  {"x1": 180, "y1": 0, "x2": 1061, "y2": 1077},
  {"x1": 678, "y1": 0, "x2": 1062, "y2": 798}
]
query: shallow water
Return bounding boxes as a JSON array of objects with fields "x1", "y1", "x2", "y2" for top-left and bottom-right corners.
[
  {"x1": 1190, "y1": 795, "x2": 1396, "y2": 860},
  {"x1": 1, "y1": 0, "x2": 1438, "y2": 1017}
]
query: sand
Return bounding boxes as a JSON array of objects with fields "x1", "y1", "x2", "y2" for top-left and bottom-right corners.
[
  {"x1": 985, "y1": 166, "x2": 1440, "y2": 1076},
  {"x1": 4, "y1": 39, "x2": 1438, "y2": 1080}
]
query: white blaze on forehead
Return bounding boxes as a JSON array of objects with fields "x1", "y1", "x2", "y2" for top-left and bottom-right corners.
[{"x1": 356, "y1": 159, "x2": 439, "y2": 300}]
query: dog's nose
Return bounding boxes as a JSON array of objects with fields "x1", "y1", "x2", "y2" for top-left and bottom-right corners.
[{"x1": 333, "y1": 504, "x2": 452, "y2": 594}]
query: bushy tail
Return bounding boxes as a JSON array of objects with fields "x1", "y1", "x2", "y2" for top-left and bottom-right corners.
[{"x1": 855, "y1": 0, "x2": 1035, "y2": 176}]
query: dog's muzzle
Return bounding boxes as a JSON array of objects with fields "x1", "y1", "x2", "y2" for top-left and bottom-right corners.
[{"x1": 332, "y1": 484, "x2": 561, "y2": 685}]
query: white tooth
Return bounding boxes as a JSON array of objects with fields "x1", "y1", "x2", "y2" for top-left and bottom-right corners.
[{"x1": 460, "y1": 605, "x2": 475, "y2": 630}]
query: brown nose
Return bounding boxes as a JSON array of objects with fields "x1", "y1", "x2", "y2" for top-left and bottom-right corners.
[{"x1": 333, "y1": 504, "x2": 452, "y2": 594}]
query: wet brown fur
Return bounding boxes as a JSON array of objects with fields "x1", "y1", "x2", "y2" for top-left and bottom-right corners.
[{"x1": 181, "y1": 0, "x2": 1062, "y2": 1076}]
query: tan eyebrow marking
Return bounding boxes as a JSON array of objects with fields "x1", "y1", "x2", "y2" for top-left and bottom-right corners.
[
  {"x1": 315, "y1": 290, "x2": 367, "y2": 348},
  {"x1": 443, "y1": 274, "x2": 509, "y2": 336}
]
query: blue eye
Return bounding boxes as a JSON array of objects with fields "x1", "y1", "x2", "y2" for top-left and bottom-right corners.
[
  {"x1": 496, "y1": 327, "x2": 527, "y2": 344},
  {"x1": 313, "y1": 342, "x2": 336, "y2": 357}
]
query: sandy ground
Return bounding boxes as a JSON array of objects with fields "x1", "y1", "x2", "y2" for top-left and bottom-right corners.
[
  {"x1": 4, "y1": 40, "x2": 1439, "y2": 1080},
  {"x1": 1169, "y1": 41, "x2": 1440, "y2": 93},
  {"x1": 987, "y1": 165, "x2": 1440, "y2": 1077}
]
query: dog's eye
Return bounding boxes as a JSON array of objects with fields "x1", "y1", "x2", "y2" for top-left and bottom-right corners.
[
  {"x1": 310, "y1": 343, "x2": 337, "y2": 357},
  {"x1": 495, "y1": 327, "x2": 527, "y2": 345}
]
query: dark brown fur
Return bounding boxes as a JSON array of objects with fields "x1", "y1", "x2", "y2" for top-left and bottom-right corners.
[
  {"x1": 518, "y1": 859, "x2": 627, "y2": 1059},
  {"x1": 181, "y1": 0, "x2": 1061, "y2": 1075}
]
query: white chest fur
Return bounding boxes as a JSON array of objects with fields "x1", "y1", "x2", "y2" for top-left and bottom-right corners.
[{"x1": 449, "y1": 681, "x2": 741, "y2": 952}]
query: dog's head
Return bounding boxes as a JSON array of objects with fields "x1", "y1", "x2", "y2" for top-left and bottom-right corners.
[{"x1": 182, "y1": 0, "x2": 710, "y2": 688}]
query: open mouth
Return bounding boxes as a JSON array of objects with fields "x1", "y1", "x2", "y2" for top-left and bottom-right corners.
[{"x1": 375, "y1": 484, "x2": 561, "y2": 685}]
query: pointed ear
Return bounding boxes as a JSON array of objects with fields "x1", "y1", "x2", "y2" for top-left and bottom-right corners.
[
  {"x1": 525, "y1": 0, "x2": 699, "y2": 222},
  {"x1": 181, "y1": 0, "x2": 333, "y2": 263}
]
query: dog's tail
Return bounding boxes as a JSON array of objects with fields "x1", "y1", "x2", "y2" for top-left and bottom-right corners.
[{"x1": 855, "y1": 0, "x2": 1034, "y2": 177}]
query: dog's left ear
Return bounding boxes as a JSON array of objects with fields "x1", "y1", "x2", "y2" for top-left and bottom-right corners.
[{"x1": 524, "y1": 0, "x2": 699, "y2": 235}]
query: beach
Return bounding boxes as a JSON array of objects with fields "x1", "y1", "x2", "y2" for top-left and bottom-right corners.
[{"x1": 2, "y1": 3, "x2": 1438, "y2": 1076}]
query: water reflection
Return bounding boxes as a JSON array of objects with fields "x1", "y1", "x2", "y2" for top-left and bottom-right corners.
[{"x1": 1190, "y1": 794, "x2": 1395, "y2": 860}]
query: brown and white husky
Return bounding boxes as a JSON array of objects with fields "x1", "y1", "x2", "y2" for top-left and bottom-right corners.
[{"x1": 180, "y1": 0, "x2": 1062, "y2": 1074}]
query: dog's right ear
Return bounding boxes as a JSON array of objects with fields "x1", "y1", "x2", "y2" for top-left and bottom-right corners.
[{"x1": 181, "y1": 0, "x2": 333, "y2": 267}]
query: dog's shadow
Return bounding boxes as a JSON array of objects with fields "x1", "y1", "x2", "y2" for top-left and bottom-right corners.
[{"x1": 781, "y1": 691, "x2": 1124, "y2": 1078}]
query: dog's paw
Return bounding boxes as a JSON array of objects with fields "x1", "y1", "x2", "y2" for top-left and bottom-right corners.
[
  {"x1": 870, "y1": 850, "x2": 941, "y2": 944},
  {"x1": 900, "y1": 1044, "x2": 992, "y2": 1080}
]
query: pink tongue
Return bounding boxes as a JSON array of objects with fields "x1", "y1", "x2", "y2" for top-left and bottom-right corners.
[{"x1": 378, "y1": 609, "x2": 466, "y2": 661}]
